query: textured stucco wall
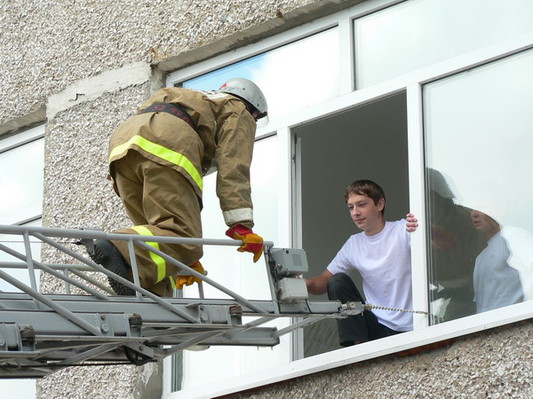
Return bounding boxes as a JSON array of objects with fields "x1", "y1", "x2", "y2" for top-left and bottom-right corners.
[
  {"x1": 2, "y1": 0, "x2": 532, "y2": 399},
  {"x1": 228, "y1": 320, "x2": 533, "y2": 399},
  {"x1": 0, "y1": 0, "x2": 358, "y2": 136}
]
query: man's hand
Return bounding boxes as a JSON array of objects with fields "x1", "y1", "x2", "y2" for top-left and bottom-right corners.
[
  {"x1": 225, "y1": 224, "x2": 264, "y2": 262},
  {"x1": 175, "y1": 261, "x2": 206, "y2": 289},
  {"x1": 406, "y1": 213, "x2": 418, "y2": 232},
  {"x1": 306, "y1": 269, "x2": 334, "y2": 295}
]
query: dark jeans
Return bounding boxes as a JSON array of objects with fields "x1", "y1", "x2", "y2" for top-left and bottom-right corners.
[{"x1": 327, "y1": 273, "x2": 402, "y2": 346}]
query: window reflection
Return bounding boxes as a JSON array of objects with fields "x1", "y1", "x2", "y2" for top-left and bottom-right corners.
[
  {"x1": 424, "y1": 50, "x2": 533, "y2": 322},
  {"x1": 471, "y1": 210, "x2": 523, "y2": 313},
  {"x1": 426, "y1": 168, "x2": 486, "y2": 321}
]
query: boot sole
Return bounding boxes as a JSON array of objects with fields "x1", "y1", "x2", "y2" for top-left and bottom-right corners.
[{"x1": 88, "y1": 240, "x2": 136, "y2": 296}]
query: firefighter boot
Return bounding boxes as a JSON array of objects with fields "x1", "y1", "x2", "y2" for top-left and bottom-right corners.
[{"x1": 86, "y1": 239, "x2": 135, "y2": 296}]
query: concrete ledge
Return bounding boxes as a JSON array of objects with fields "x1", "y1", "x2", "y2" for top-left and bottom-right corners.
[
  {"x1": 0, "y1": 105, "x2": 46, "y2": 137},
  {"x1": 46, "y1": 61, "x2": 152, "y2": 120}
]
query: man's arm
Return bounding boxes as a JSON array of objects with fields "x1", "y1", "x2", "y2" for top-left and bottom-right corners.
[
  {"x1": 406, "y1": 213, "x2": 418, "y2": 232},
  {"x1": 306, "y1": 269, "x2": 334, "y2": 295}
]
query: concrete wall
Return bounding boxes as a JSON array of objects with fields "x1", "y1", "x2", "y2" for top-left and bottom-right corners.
[
  {"x1": 1, "y1": 0, "x2": 531, "y2": 398},
  {"x1": 0, "y1": 0, "x2": 360, "y2": 135}
]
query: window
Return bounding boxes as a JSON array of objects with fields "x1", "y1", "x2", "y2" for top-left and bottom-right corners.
[
  {"x1": 172, "y1": 136, "x2": 288, "y2": 391},
  {"x1": 166, "y1": 27, "x2": 342, "y2": 391},
  {"x1": 0, "y1": 125, "x2": 44, "y2": 292},
  {"x1": 0, "y1": 126, "x2": 44, "y2": 225},
  {"x1": 354, "y1": 0, "x2": 533, "y2": 88},
  {"x1": 164, "y1": 0, "x2": 533, "y2": 397},
  {"x1": 424, "y1": 49, "x2": 533, "y2": 323},
  {"x1": 175, "y1": 27, "x2": 341, "y2": 122},
  {"x1": 0, "y1": 124, "x2": 44, "y2": 399}
]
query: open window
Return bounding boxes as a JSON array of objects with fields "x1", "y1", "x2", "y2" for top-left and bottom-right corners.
[{"x1": 293, "y1": 92, "x2": 409, "y2": 356}]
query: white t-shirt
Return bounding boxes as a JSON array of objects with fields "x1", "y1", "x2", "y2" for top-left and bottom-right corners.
[
  {"x1": 473, "y1": 232, "x2": 522, "y2": 313},
  {"x1": 327, "y1": 220, "x2": 413, "y2": 331}
]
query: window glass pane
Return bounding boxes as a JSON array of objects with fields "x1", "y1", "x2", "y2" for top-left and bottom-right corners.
[
  {"x1": 176, "y1": 136, "x2": 291, "y2": 390},
  {"x1": 424, "y1": 49, "x2": 533, "y2": 323},
  {"x1": 355, "y1": 0, "x2": 533, "y2": 88},
  {"x1": 182, "y1": 28, "x2": 340, "y2": 121},
  {"x1": 0, "y1": 137, "x2": 44, "y2": 224},
  {"x1": 1, "y1": 127, "x2": 44, "y2": 296}
]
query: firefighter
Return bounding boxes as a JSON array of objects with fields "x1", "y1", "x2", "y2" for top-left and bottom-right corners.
[{"x1": 87, "y1": 78, "x2": 268, "y2": 296}]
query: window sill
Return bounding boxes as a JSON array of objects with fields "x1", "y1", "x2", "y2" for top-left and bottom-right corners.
[{"x1": 167, "y1": 301, "x2": 533, "y2": 399}]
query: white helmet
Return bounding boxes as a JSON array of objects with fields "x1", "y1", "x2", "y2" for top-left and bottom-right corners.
[{"x1": 219, "y1": 78, "x2": 268, "y2": 122}]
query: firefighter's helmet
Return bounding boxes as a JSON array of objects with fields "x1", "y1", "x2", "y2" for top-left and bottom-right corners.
[{"x1": 219, "y1": 78, "x2": 268, "y2": 123}]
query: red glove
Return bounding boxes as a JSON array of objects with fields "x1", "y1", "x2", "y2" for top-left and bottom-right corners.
[{"x1": 225, "y1": 224, "x2": 264, "y2": 263}]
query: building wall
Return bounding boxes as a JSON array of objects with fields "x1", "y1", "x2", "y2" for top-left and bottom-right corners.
[
  {"x1": 1, "y1": 1, "x2": 531, "y2": 398},
  {"x1": 0, "y1": 0, "x2": 356, "y2": 135}
]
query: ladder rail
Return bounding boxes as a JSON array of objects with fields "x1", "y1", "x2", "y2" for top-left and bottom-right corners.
[
  {"x1": 0, "y1": 269, "x2": 102, "y2": 336},
  {"x1": 0, "y1": 223, "x2": 360, "y2": 378},
  {"x1": 0, "y1": 242, "x2": 109, "y2": 300},
  {"x1": 0, "y1": 261, "x2": 114, "y2": 295},
  {"x1": 136, "y1": 241, "x2": 271, "y2": 315},
  {"x1": 34, "y1": 232, "x2": 200, "y2": 323}
]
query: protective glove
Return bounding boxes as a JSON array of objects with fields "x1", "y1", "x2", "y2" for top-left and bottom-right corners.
[
  {"x1": 225, "y1": 224, "x2": 264, "y2": 263},
  {"x1": 175, "y1": 261, "x2": 206, "y2": 290}
]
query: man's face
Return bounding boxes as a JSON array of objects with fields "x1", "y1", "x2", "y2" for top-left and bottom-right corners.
[
  {"x1": 470, "y1": 209, "x2": 499, "y2": 235},
  {"x1": 347, "y1": 193, "x2": 385, "y2": 235}
]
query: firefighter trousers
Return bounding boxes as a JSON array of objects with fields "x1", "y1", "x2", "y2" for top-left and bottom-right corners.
[{"x1": 110, "y1": 150, "x2": 203, "y2": 296}]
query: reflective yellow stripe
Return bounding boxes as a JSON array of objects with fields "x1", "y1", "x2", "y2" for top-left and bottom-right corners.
[
  {"x1": 110, "y1": 135, "x2": 203, "y2": 191},
  {"x1": 131, "y1": 226, "x2": 166, "y2": 284},
  {"x1": 168, "y1": 276, "x2": 176, "y2": 292}
]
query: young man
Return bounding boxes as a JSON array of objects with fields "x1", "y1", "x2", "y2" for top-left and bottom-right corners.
[
  {"x1": 86, "y1": 78, "x2": 267, "y2": 296},
  {"x1": 306, "y1": 180, "x2": 418, "y2": 346}
]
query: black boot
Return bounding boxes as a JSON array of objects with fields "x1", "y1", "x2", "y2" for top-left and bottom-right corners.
[{"x1": 86, "y1": 239, "x2": 135, "y2": 296}]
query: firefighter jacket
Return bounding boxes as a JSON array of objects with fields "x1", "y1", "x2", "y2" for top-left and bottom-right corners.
[{"x1": 108, "y1": 87, "x2": 257, "y2": 228}]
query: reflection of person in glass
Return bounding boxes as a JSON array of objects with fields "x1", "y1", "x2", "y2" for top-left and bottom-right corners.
[
  {"x1": 427, "y1": 169, "x2": 486, "y2": 321},
  {"x1": 471, "y1": 210, "x2": 523, "y2": 313}
]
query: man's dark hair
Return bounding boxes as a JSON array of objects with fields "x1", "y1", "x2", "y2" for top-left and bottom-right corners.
[{"x1": 345, "y1": 180, "x2": 386, "y2": 216}]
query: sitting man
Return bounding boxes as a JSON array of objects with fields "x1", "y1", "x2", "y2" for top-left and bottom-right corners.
[{"x1": 306, "y1": 179, "x2": 418, "y2": 346}]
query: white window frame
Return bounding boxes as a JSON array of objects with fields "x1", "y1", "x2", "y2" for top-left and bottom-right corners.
[{"x1": 163, "y1": 1, "x2": 533, "y2": 397}]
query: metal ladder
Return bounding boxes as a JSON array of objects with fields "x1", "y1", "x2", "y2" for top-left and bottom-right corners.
[{"x1": 0, "y1": 224, "x2": 362, "y2": 378}]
